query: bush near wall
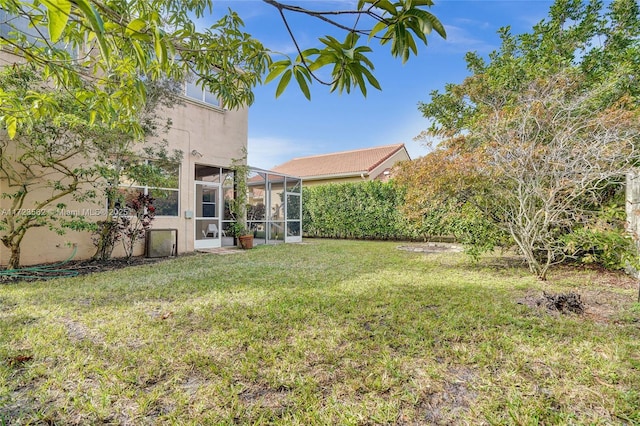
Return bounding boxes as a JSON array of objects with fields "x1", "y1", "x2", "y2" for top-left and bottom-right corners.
[{"x1": 302, "y1": 181, "x2": 415, "y2": 240}]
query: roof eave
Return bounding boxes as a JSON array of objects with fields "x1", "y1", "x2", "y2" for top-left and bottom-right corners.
[
  {"x1": 301, "y1": 171, "x2": 369, "y2": 181},
  {"x1": 367, "y1": 144, "x2": 408, "y2": 172}
]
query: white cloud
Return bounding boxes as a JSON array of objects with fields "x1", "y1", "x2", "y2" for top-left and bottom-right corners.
[
  {"x1": 248, "y1": 136, "x2": 317, "y2": 170},
  {"x1": 454, "y1": 17, "x2": 492, "y2": 30},
  {"x1": 266, "y1": 40, "x2": 298, "y2": 56},
  {"x1": 430, "y1": 24, "x2": 497, "y2": 54}
]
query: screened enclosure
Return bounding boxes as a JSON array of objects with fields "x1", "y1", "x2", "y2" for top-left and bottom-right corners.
[{"x1": 221, "y1": 167, "x2": 302, "y2": 247}]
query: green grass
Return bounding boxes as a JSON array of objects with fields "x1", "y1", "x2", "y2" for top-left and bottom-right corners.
[{"x1": 1, "y1": 240, "x2": 639, "y2": 424}]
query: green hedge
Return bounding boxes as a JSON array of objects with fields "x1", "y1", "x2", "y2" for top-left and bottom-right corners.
[{"x1": 302, "y1": 181, "x2": 414, "y2": 240}]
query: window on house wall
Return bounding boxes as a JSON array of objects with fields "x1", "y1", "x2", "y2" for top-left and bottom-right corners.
[
  {"x1": 117, "y1": 161, "x2": 180, "y2": 216},
  {"x1": 195, "y1": 164, "x2": 222, "y2": 182},
  {"x1": 1, "y1": 10, "x2": 36, "y2": 42},
  {"x1": 184, "y1": 73, "x2": 221, "y2": 108},
  {"x1": 0, "y1": 10, "x2": 81, "y2": 59}
]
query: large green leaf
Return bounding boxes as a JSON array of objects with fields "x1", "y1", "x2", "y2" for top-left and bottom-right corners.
[
  {"x1": 359, "y1": 65, "x2": 381, "y2": 91},
  {"x1": 369, "y1": 21, "x2": 388, "y2": 42},
  {"x1": 125, "y1": 18, "x2": 147, "y2": 38},
  {"x1": 275, "y1": 69, "x2": 292, "y2": 98},
  {"x1": 352, "y1": 65, "x2": 368, "y2": 96},
  {"x1": 265, "y1": 59, "x2": 291, "y2": 84},
  {"x1": 4, "y1": 115, "x2": 17, "y2": 139},
  {"x1": 41, "y1": 0, "x2": 71, "y2": 43},
  {"x1": 372, "y1": 0, "x2": 397, "y2": 15},
  {"x1": 72, "y1": 0, "x2": 109, "y2": 62},
  {"x1": 406, "y1": 8, "x2": 446, "y2": 39},
  {"x1": 153, "y1": 26, "x2": 165, "y2": 64},
  {"x1": 131, "y1": 40, "x2": 148, "y2": 71},
  {"x1": 308, "y1": 52, "x2": 336, "y2": 71},
  {"x1": 293, "y1": 66, "x2": 311, "y2": 100}
]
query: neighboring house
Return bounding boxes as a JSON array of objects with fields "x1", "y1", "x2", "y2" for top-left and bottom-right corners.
[
  {"x1": 270, "y1": 144, "x2": 411, "y2": 186},
  {"x1": 0, "y1": 13, "x2": 301, "y2": 267}
]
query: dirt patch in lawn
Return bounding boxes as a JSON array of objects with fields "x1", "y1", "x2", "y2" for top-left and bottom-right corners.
[
  {"x1": 550, "y1": 264, "x2": 639, "y2": 290},
  {"x1": 517, "y1": 267, "x2": 639, "y2": 323},
  {"x1": 397, "y1": 364, "x2": 478, "y2": 425},
  {"x1": 518, "y1": 289, "x2": 637, "y2": 323},
  {"x1": 397, "y1": 243, "x2": 464, "y2": 254},
  {"x1": 60, "y1": 317, "x2": 106, "y2": 345},
  {"x1": 518, "y1": 291, "x2": 585, "y2": 315},
  {"x1": 423, "y1": 365, "x2": 478, "y2": 424}
]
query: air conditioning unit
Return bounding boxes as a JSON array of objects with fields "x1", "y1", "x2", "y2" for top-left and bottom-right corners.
[{"x1": 145, "y1": 229, "x2": 178, "y2": 258}]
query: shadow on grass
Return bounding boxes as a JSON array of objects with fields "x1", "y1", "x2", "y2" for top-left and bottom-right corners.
[{"x1": 2, "y1": 240, "x2": 639, "y2": 424}]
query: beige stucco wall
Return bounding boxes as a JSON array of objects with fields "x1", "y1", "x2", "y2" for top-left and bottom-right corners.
[
  {"x1": 369, "y1": 148, "x2": 411, "y2": 180},
  {"x1": 301, "y1": 176, "x2": 367, "y2": 187},
  {"x1": 0, "y1": 54, "x2": 248, "y2": 266},
  {"x1": 152, "y1": 99, "x2": 248, "y2": 255},
  {"x1": 0, "y1": 176, "x2": 101, "y2": 267}
]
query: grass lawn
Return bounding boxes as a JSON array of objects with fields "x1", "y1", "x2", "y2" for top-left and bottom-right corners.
[{"x1": 1, "y1": 239, "x2": 639, "y2": 424}]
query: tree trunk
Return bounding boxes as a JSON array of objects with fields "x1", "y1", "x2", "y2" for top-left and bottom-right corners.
[
  {"x1": 2, "y1": 229, "x2": 26, "y2": 270},
  {"x1": 93, "y1": 220, "x2": 118, "y2": 260},
  {"x1": 509, "y1": 228, "x2": 548, "y2": 280},
  {"x1": 7, "y1": 244, "x2": 21, "y2": 270}
]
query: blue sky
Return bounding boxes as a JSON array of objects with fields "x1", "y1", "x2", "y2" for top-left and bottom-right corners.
[{"x1": 210, "y1": 1, "x2": 555, "y2": 169}]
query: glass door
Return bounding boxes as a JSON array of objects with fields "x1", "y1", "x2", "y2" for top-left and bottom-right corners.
[
  {"x1": 285, "y1": 177, "x2": 302, "y2": 243},
  {"x1": 194, "y1": 181, "x2": 222, "y2": 249},
  {"x1": 267, "y1": 180, "x2": 285, "y2": 243}
]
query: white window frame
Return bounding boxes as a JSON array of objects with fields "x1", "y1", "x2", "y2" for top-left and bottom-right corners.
[
  {"x1": 184, "y1": 74, "x2": 221, "y2": 108},
  {"x1": 116, "y1": 161, "x2": 180, "y2": 217}
]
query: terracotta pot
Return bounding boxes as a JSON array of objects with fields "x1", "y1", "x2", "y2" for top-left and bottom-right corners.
[{"x1": 238, "y1": 234, "x2": 253, "y2": 249}]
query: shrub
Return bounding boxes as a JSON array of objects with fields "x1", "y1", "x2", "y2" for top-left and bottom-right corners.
[
  {"x1": 302, "y1": 181, "x2": 414, "y2": 240},
  {"x1": 559, "y1": 203, "x2": 637, "y2": 270}
]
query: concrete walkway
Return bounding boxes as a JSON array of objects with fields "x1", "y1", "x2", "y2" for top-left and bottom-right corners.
[{"x1": 196, "y1": 246, "x2": 246, "y2": 255}]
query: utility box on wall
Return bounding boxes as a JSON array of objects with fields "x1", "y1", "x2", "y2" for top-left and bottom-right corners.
[{"x1": 145, "y1": 229, "x2": 178, "y2": 258}]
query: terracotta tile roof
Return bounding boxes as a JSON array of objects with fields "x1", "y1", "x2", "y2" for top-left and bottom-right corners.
[{"x1": 270, "y1": 144, "x2": 408, "y2": 179}]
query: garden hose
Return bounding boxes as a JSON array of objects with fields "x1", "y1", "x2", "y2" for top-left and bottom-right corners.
[{"x1": 0, "y1": 245, "x2": 79, "y2": 281}]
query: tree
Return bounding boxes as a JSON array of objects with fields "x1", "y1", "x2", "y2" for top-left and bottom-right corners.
[
  {"x1": 397, "y1": 0, "x2": 640, "y2": 279},
  {"x1": 477, "y1": 74, "x2": 639, "y2": 278},
  {"x1": 228, "y1": 152, "x2": 251, "y2": 239},
  {"x1": 394, "y1": 142, "x2": 508, "y2": 258},
  {"x1": 0, "y1": 65, "x2": 101, "y2": 269},
  {"x1": 0, "y1": 0, "x2": 445, "y2": 138},
  {"x1": 0, "y1": 65, "x2": 182, "y2": 268}
]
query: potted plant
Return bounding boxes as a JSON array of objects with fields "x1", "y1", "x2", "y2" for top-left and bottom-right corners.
[
  {"x1": 229, "y1": 153, "x2": 254, "y2": 249},
  {"x1": 231, "y1": 222, "x2": 254, "y2": 249}
]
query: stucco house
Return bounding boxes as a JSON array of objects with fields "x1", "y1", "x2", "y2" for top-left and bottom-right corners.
[
  {"x1": 0, "y1": 12, "x2": 301, "y2": 267},
  {"x1": 270, "y1": 144, "x2": 411, "y2": 187}
]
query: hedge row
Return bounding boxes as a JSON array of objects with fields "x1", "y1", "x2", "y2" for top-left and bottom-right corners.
[{"x1": 302, "y1": 180, "x2": 414, "y2": 240}]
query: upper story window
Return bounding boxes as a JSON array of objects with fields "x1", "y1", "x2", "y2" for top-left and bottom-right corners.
[
  {"x1": 0, "y1": 9, "x2": 81, "y2": 59},
  {"x1": 0, "y1": 10, "x2": 34, "y2": 42},
  {"x1": 184, "y1": 74, "x2": 221, "y2": 108}
]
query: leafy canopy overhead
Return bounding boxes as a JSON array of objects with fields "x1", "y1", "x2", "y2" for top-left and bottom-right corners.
[{"x1": 0, "y1": 0, "x2": 445, "y2": 137}]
